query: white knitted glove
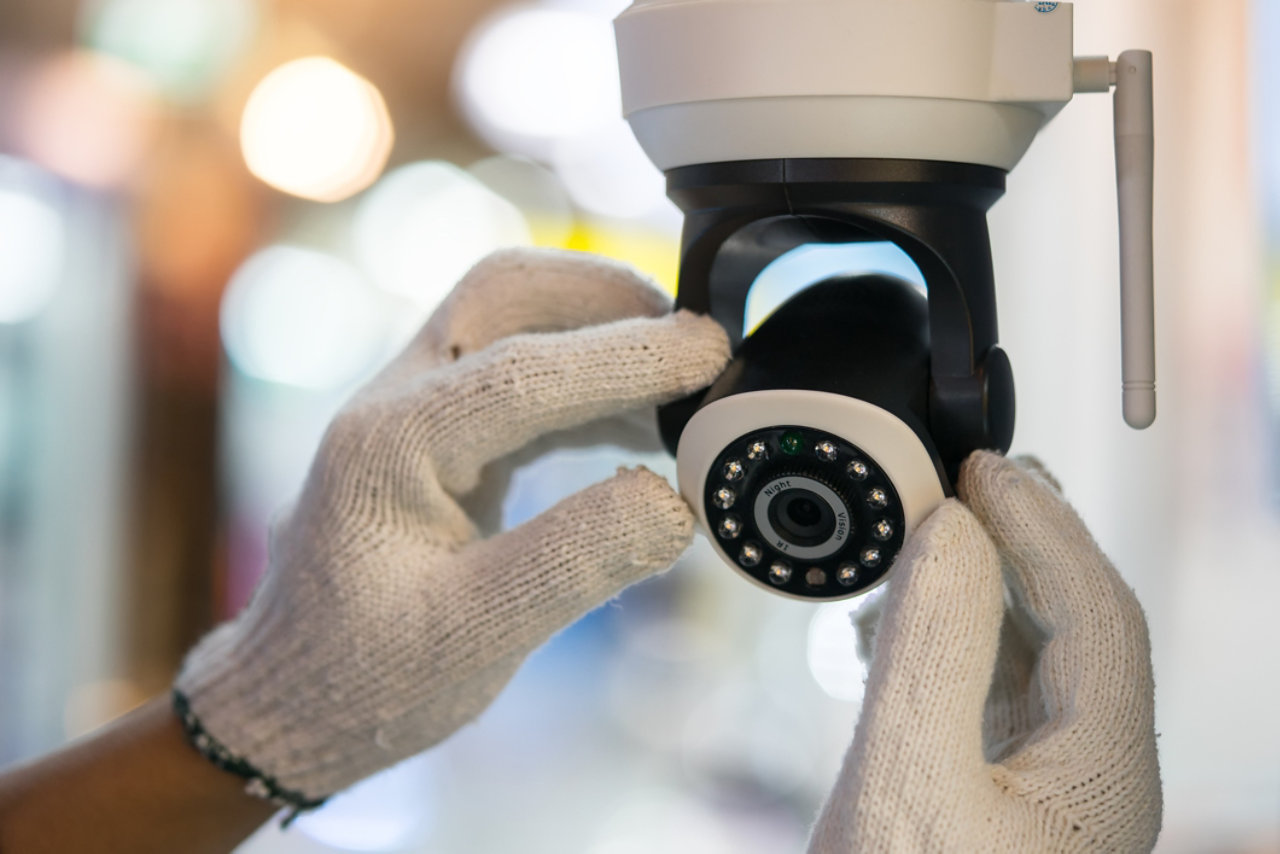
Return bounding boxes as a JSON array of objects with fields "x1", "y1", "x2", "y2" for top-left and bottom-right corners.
[
  {"x1": 174, "y1": 248, "x2": 731, "y2": 807},
  {"x1": 809, "y1": 451, "x2": 1161, "y2": 853}
]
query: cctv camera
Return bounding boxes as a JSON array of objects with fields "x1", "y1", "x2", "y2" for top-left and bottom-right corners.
[
  {"x1": 677, "y1": 273, "x2": 950, "y2": 599},
  {"x1": 615, "y1": 0, "x2": 1156, "y2": 600},
  {"x1": 663, "y1": 160, "x2": 1015, "y2": 600}
]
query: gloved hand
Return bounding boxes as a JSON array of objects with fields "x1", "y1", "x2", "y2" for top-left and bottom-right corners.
[
  {"x1": 174, "y1": 248, "x2": 731, "y2": 808},
  {"x1": 809, "y1": 452, "x2": 1161, "y2": 853}
]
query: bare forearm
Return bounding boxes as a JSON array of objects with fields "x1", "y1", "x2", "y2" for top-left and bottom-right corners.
[{"x1": 0, "y1": 697, "x2": 276, "y2": 854}]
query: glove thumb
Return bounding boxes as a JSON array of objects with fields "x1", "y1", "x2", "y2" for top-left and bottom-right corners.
[
  {"x1": 811, "y1": 500, "x2": 1005, "y2": 849},
  {"x1": 858, "y1": 499, "x2": 1004, "y2": 768}
]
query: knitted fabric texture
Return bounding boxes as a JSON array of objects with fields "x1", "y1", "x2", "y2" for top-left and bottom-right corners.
[
  {"x1": 808, "y1": 452, "x2": 1161, "y2": 853},
  {"x1": 175, "y1": 248, "x2": 731, "y2": 802}
]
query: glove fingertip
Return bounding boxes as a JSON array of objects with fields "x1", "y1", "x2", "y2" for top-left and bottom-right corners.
[
  {"x1": 611, "y1": 465, "x2": 696, "y2": 568},
  {"x1": 663, "y1": 310, "x2": 733, "y2": 389},
  {"x1": 469, "y1": 465, "x2": 694, "y2": 613},
  {"x1": 956, "y1": 449, "x2": 1010, "y2": 504},
  {"x1": 959, "y1": 450, "x2": 1079, "y2": 541},
  {"x1": 882, "y1": 499, "x2": 1004, "y2": 643},
  {"x1": 1008, "y1": 454, "x2": 1064, "y2": 494},
  {"x1": 959, "y1": 449, "x2": 1065, "y2": 500},
  {"x1": 855, "y1": 497, "x2": 1003, "y2": 765},
  {"x1": 885, "y1": 496, "x2": 1003, "y2": 617},
  {"x1": 897, "y1": 498, "x2": 999, "y2": 581}
]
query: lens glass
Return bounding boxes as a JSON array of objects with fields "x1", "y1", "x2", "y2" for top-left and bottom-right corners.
[
  {"x1": 769, "y1": 488, "x2": 836, "y2": 547},
  {"x1": 788, "y1": 497, "x2": 821, "y2": 527}
]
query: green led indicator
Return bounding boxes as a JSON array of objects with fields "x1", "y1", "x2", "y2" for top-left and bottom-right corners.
[{"x1": 780, "y1": 431, "x2": 804, "y2": 455}]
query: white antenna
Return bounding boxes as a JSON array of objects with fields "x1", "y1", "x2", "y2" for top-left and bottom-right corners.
[
  {"x1": 1077, "y1": 50, "x2": 1156, "y2": 429},
  {"x1": 1113, "y1": 51, "x2": 1156, "y2": 429}
]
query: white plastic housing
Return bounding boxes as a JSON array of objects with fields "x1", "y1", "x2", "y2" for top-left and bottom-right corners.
[
  {"x1": 677, "y1": 390, "x2": 947, "y2": 601},
  {"x1": 614, "y1": 0, "x2": 1076, "y2": 171}
]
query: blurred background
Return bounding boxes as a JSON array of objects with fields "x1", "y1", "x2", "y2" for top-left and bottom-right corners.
[{"x1": 0, "y1": 0, "x2": 1276, "y2": 851}]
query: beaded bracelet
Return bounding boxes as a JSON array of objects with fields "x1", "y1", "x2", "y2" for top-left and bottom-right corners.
[{"x1": 172, "y1": 690, "x2": 327, "y2": 822}]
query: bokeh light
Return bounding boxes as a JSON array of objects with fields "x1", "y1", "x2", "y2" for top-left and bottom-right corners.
[
  {"x1": 551, "y1": 121, "x2": 668, "y2": 220},
  {"x1": 220, "y1": 246, "x2": 389, "y2": 388},
  {"x1": 454, "y1": 7, "x2": 620, "y2": 159},
  {"x1": 13, "y1": 51, "x2": 157, "y2": 189},
  {"x1": 353, "y1": 160, "x2": 531, "y2": 313},
  {"x1": 452, "y1": 3, "x2": 675, "y2": 228},
  {"x1": 680, "y1": 679, "x2": 814, "y2": 800},
  {"x1": 240, "y1": 57, "x2": 393, "y2": 203},
  {"x1": 79, "y1": 0, "x2": 256, "y2": 102},
  {"x1": 468, "y1": 155, "x2": 575, "y2": 247},
  {"x1": 292, "y1": 753, "x2": 439, "y2": 852},
  {"x1": 0, "y1": 157, "x2": 66, "y2": 325},
  {"x1": 587, "y1": 790, "x2": 733, "y2": 854},
  {"x1": 806, "y1": 602, "x2": 867, "y2": 703}
]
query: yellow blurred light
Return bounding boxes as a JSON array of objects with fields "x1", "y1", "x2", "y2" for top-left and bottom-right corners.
[
  {"x1": 568, "y1": 222, "x2": 679, "y2": 296},
  {"x1": 240, "y1": 57, "x2": 393, "y2": 203},
  {"x1": 15, "y1": 51, "x2": 157, "y2": 189}
]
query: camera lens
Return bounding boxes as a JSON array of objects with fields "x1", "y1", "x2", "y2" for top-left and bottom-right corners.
[
  {"x1": 703, "y1": 427, "x2": 907, "y2": 600},
  {"x1": 787, "y1": 496, "x2": 821, "y2": 527},
  {"x1": 752, "y1": 474, "x2": 851, "y2": 560},
  {"x1": 770, "y1": 489, "x2": 836, "y2": 547}
]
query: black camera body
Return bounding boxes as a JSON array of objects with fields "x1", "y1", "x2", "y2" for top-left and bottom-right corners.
[{"x1": 665, "y1": 159, "x2": 1015, "y2": 601}]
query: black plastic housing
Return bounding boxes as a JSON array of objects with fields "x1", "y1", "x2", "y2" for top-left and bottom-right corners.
[
  {"x1": 701, "y1": 274, "x2": 949, "y2": 490},
  {"x1": 658, "y1": 158, "x2": 1017, "y2": 485}
]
